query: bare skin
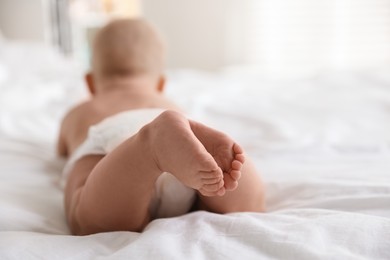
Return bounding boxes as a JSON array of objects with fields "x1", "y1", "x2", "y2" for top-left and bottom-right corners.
[
  {"x1": 59, "y1": 77, "x2": 264, "y2": 235},
  {"x1": 59, "y1": 19, "x2": 264, "y2": 235}
]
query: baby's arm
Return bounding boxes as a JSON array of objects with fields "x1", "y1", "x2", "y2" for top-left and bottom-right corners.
[
  {"x1": 56, "y1": 101, "x2": 94, "y2": 158},
  {"x1": 57, "y1": 108, "x2": 78, "y2": 158},
  {"x1": 57, "y1": 120, "x2": 68, "y2": 158}
]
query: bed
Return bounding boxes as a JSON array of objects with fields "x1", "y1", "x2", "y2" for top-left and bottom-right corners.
[{"x1": 0, "y1": 39, "x2": 389, "y2": 260}]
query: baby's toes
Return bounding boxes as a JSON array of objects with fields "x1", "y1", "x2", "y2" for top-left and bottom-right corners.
[
  {"x1": 232, "y1": 160, "x2": 243, "y2": 171},
  {"x1": 199, "y1": 168, "x2": 223, "y2": 180},
  {"x1": 230, "y1": 169, "x2": 241, "y2": 181},
  {"x1": 227, "y1": 160, "x2": 242, "y2": 181},
  {"x1": 235, "y1": 153, "x2": 245, "y2": 165},
  {"x1": 223, "y1": 172, "x2": 238, "y2": 191},
  {"x1": 202, "y1": 180, "x2": 224, "y2": 192},
  {"x1": 233, "y1": 144, "x2": 245, "y2": 162},
  {"x1": 198, "y1": 188, "x2": 216, "y2": 197},
  {"x1": 233, "y1": 143, "x2": 244, "y2": 154},
  {"x1": 199, "y1": 181, "x2": 225, "y2": 197},
  {"x1": 202, "y1": 176, "x2": 222, "y2": 185}
]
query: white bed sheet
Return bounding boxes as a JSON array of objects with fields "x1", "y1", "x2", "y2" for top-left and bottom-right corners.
[{"x1": 0, "y1": 41, "x2": 389, "y2": 259}]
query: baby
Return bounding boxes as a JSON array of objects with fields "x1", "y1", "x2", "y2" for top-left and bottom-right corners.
[{"x1": 58, "y1": 18, "x2": 264, "y2": 235}]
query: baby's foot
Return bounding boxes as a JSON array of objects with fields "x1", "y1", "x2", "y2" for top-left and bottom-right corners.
[
  {"x1": 148, "y1": 111, "x2": 225, "y2": 196},
  {"x1": 223, "y1": 144, "x2": 245, "y2": 190},
  {"x1": 189, "y1": 120, "x2": 245, "y2": 191}
]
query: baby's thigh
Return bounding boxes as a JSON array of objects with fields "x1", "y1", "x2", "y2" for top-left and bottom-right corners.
[
  {"x1": 196, "y1": 159, "x2": 265, "y2": 213},
  {"x1": 64, "y1": 155, "x2": 104, "y2": 210}
]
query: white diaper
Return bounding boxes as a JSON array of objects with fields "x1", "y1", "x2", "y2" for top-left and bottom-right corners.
[{"x1": 62, "y1": 108, "x2": 196, "y2": 219}]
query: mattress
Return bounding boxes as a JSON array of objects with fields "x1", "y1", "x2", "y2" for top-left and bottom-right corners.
[{"x1": 0, "y1": 40, "x2": 389, "y2": 259}]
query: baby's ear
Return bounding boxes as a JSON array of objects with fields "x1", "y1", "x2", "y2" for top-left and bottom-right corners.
[
  {"x1": 157, "y1": 75, "x2": 166, "y2": 93},
  {"x1": 85, "y1": 72, "x2": 96, "y2": 95}
]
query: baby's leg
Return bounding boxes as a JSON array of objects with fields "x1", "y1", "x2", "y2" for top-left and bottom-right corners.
[
  {"x1": 189, "y1": 120, "x2": 245, "y2": 192},
  {"x1": 188, "y1": 121, "x2": 265, "y2": 213},
  {"x1": 65, "y1": 110, "x2": 226, "y2": 235},
  {"x1": 196, "y1": 158, "x2": 265, "y2": 214}
]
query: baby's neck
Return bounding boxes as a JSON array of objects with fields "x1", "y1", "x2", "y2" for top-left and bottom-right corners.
[{"x1": 96, "y1": 76, "x2": 158, "y2": 96}]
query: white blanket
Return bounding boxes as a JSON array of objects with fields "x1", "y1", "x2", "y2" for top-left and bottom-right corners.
[{"x1": 0, "y1": 42, "x2": 389, "y2": 259}]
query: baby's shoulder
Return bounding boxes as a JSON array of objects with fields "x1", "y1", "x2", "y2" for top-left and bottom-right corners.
[{"x1": 61, "y1": 101, "x2": 96, "y2": 126}]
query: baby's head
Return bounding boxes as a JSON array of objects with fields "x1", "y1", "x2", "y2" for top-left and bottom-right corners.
[{"x1": 88, "y1": 18, "x2": 165, "y2": 93}]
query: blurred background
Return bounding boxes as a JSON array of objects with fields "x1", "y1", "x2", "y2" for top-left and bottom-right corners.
[{"x1": 1, "y1": 0, "x2": 390, "y2": 77}]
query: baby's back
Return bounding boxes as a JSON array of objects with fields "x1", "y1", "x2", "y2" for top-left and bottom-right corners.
[{"x1": 61, "y1": 91, "x2": 180, "y2": 156}]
